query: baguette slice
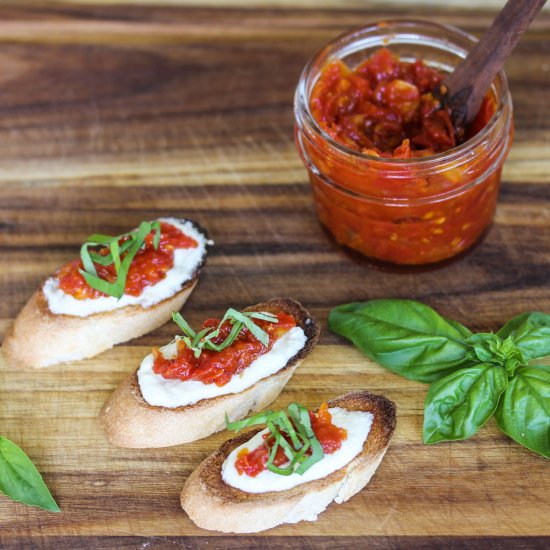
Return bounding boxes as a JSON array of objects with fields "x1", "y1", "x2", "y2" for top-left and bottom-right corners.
[
  {"x1": 2, "y1": 219, "x2": 208, "y2": 369},
  {"x1": 181, "y1": 390, "x2": 396, "y2": 533},
  {"x1": 99, "y1": 298, "x2": 320, "y2": 449}
]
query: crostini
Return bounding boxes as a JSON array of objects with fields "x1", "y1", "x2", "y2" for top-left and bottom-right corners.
[
  {"x1": 2, "y1": 218, "x2": 210, "y2": 369},
  {"x1": 181, "y1": 390, "x2": 396, "y2": 533},
  {"x1": 99, "y1": 298, "x2": 319, "y2": 448}
]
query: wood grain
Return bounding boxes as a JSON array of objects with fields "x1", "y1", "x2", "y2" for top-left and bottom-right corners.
[{"x1": 0, "y1": 2, "x2": 549, "y2": 548}]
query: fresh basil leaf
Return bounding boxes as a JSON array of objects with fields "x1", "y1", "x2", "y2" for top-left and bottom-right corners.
[
  {"x1": 465, "y1": 333, "x2": 524, "y2": 374},
  {"x1": 78, "y1": 269, "x2": 120, "y2": 298},
  {"x1": 495, "y1": 365, "x2": 550, "y2": 458},
  {"x1": 84, "y1": 233, "x2": 118, "y2": 245},
  {"x1": 172, "y1": 312, "x2": 196, "y2": 338},
  {"x1": 151, "y1": 220, "x2": 161, "y2": 249},
  {"x1": 80, "y1": 243, "x2": 98, "y2": 277},
  {"x1": 204, "y1": 322, "x2": 242, "y2": 352},
  {"x1": 0, "y1": 437, "x2": 60, "y2": 512},
  {"x1": 466, "y1": 333, "x2": 500, "y2": 363},
  {"x1": 497, "y1": 312, "x2": 550, "y2": 361},
  {"x1": 110, "y1": 239, "x2": 121, "y2": 273},
  {"x1": 423, "y1": 364, "x2": 508, "y2": 444},
  {"x1": 225, "y1": 411, "x2": 271, "y2": 432},
  {"x1": 246, "y1": 311, "x2": 279, "y2": 323},
  {"x1": 111, "y1": 222, "x2": 151, "y2": 297},
  {"x1": 173, "y1": 308, "x2": 277, "y2": 358},
  {"x1": 273, "y1": 411, "x2": 302, "y2": 449},
  {"x1": 329, "y1": 300, "x2": 474, "y2": 383},
  {"x1": 224, "y1": 309, "x2": 270, "y2": 346},
  {"x1": 79, "y1": 220, "x2": 160, "y2": 299}
]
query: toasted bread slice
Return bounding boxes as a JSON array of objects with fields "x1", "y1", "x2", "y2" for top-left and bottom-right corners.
[
  {"x1": 181, "y1": 390, "x2": 396, "y2": 533},
  {"x1": 99, "y1": 298, "x2": 320, "y2": 449},
  {"x1": 2, "y1": 219, "x2": 208, "y2": 369}
]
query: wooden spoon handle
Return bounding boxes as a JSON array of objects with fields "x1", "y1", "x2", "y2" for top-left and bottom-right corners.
[{"x1": 440, "y1": 0, "x2": 546, "y2": 134}]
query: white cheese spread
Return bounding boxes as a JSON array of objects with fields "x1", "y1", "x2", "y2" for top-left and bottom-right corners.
[
  {"x1": 43, "y1": 218, "x2": 208, "y2": 317},
  {"x1": 221, "y1": 407, "x2": 373, "y2": 493},
  {"x1": 137, "y1": 326, "x2": 307, "y2": 408}
]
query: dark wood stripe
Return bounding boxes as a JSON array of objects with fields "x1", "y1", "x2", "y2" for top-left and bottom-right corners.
[{"x1": 0, "y1": 536, "x2": 548, "y2": 550}]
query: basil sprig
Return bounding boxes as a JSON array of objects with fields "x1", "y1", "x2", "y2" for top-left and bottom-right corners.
[
  {"x1": 225, "y1": 403, "x2": 324, "y2": 476},
  {"x1": 172, "y1": 309, "x2": 278, "y2": 358},
  {"x1": 329, "y1": 300, "x2": 550, "y2": 458},
  {"x1": 0, "y1": 436, "x2": 59, "y2": 512},
  {"x1": 79, "y1": 221, "x2": 161, "y2": 299}
]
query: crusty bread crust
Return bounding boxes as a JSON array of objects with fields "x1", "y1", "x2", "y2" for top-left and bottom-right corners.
[
  {"x1": 99, "y1": 298, "x2": 320, "y2": 448},
  {"x1": 180, "y1": 390, "x2": 396, "y2": 533},
  {"x1": 1, "y1": 219, "x2": 208, "y2": 369}
]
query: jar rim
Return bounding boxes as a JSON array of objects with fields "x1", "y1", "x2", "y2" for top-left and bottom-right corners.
[{"x1": 295, "y1": 19, "x2": 511, "y2": 167}]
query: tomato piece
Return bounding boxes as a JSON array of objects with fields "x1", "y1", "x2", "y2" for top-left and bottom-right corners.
[{"x1": 310, "y1": 47, "x2": 471, "y2": 156}]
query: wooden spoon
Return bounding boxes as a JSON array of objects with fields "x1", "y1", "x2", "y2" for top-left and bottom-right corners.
[{"x1": 436, "y1": 0, "x2": 546, "y2": 138}]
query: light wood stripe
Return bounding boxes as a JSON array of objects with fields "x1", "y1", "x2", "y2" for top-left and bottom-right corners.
[
  {"x1": 27, "y1": 0, "x2": 550, "y2": 10},
  {"x1": 0, "y1": 146, "x2": 548, "y2": 187}
]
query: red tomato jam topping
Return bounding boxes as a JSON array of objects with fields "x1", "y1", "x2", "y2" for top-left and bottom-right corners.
[
  {"x1": 300, "y1": 47, "x2": 505, "y2": 265},
  {"x1": 152, "y1": 311, "x2": 297, "y2": 386},
  {"x1": 310, "y1": 48, "x2": 493, "y2": 157},
  {"x1": 57, "y1": 222, "x2": 198, "y2": 300},
  {"x1": 235, "y1": 403, "x2": 348, "y2": 477}
]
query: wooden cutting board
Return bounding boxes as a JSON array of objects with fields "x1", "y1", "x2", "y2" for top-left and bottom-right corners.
[{"x1": 0, "y1": 2, "x2": 549, "y2": 548}]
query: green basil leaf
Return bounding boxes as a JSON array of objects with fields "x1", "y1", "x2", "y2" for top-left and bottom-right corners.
[
  {"x1": 423, "y1": 364, "x2": 508, "y2": 444},
  {"x1": 0, "y1": 437, "x2": 60, "y2": 512},
  {"x1": 172, "y1": 312, "x2": 196, "y2": 339},
  {"x1": 80, "y1": 243, "x2": 98, "y2": 276},
  {"x1": 272, "y1": 411, "x2": 302, "y2": 449},
  {"x1": 497, "y1": 312, "x2": 550, "y2": 361},
  {"x1": 225, "y1": 411, "x2": 271, "y2": 433},
  {"x1": 112, "y1": 222, "x2": 151, "y2": 296},
  {"x1": 465, "y1": 333, "x2": 524, "y2": 374},
  {"x1": 466, "y1": 333, "x2": 501, "y2": 363},
  {"x1": 79, "y1": 220, "x2": 159, "y2": 299},
  {"x1": 110, "y1": 239, "x2": 122, "y2": 273},
  {"x1": 495, "y1": 365, "x2": 550, "y2": 458},
  {"x1": 204, "y1": 322, "x2": 242, "y2": 352},
  {"x1": 78, "y1": 269, "x2": 121, "y2": 298},
  {"x1": 224, "y1": 309, "x2": 271, "y2": 347},
  {"x1": 151, "y1": 220, "x2": 161, "y2": 249},
  {"x1": 329, "y1": 300, "x2": 474, "y2": 383},
  {"x1": 246, "y1": 311, "x2": 279, "y2": 323},
  {"x1": 84, "y1": 233, "x2": 118, "y2": 245}
]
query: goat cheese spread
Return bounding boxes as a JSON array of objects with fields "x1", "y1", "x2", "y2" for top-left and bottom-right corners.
[{"x1": 137, "y1": 326, "x2": 307, "y2": 408}]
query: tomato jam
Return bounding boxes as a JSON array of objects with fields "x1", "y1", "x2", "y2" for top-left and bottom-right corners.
[
  {"x1": 235, "y1": 403, "x2": 347, "y2": 477},
  {"x1": 153, "y1": 311, "x2": 296, "y2": 386},
  {"x1": 57, "y1": 222, "x2": 197, "y2": 300},
  {"x1": 295, "y1": 22, "x2": 513, "y2": 265},
  {"x1": 309, "y1": 48, "x2": 494, "y2": 157}
]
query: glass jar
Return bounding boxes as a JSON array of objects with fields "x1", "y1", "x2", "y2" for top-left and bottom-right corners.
[{"x1": 294, "y1": 20, "x2": 513, "y2": 265}]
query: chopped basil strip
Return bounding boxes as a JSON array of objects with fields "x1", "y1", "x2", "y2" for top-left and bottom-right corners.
[
  {"x1": 171, "y1": 308, "x2": 278, "y2": 358},
  {"x1": 78, "y1": 220, "x2": 161, "y2": 299},
  {"x1": 225, "y1": 403, "x2": 325, "y2": 476}
]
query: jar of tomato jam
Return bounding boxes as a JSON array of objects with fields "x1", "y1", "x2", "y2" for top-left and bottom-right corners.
[{"x1": 294, "y1": 21, "x2": 513, "y2": 265}]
